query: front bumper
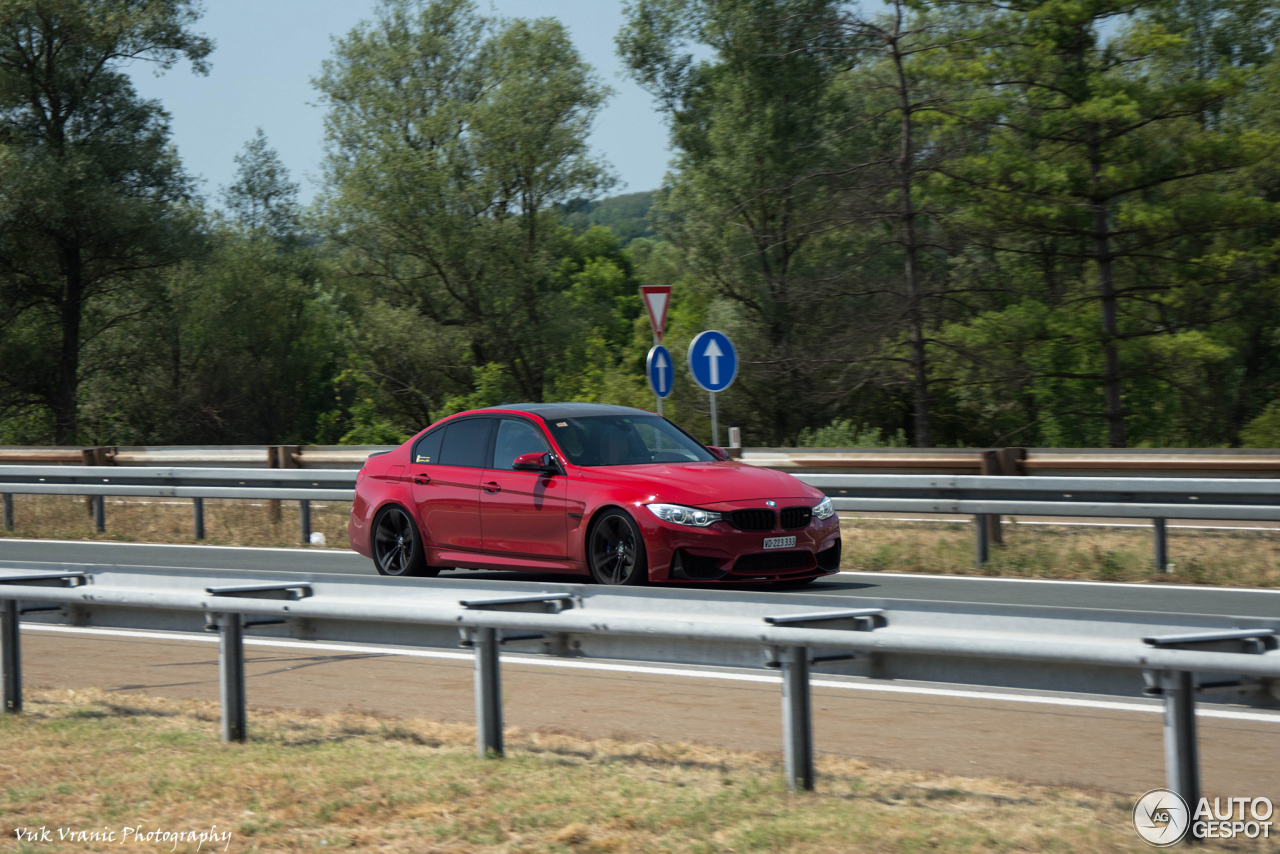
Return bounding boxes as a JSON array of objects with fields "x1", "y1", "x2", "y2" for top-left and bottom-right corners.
[{"x1": 634, "y1": 505, "x2": 842, "y2": 583}]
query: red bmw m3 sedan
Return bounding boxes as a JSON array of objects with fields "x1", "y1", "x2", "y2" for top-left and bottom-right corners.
[{"x1": 348, "y1": 403, "x2": 841, "y2": 585}]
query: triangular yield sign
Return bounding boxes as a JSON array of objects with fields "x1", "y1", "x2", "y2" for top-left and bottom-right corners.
[{"x1": 639, "y1": 285, "x2": 672, "y2": 342}]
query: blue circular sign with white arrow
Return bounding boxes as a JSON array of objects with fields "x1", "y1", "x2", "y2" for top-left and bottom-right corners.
[
  {"x1": 687, "y1": 330, "x2": 737, "y2": 393},
  {"x1": 646, "y1": 344, "x2": 674, "y2": 399}
]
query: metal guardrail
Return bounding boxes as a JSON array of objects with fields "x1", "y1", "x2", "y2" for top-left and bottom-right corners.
[
  {"x1": 809, "y1": 473, "x2": 1280, "y2": 570},
  {"x1": 3, "y1": 466, "x2": 1279, "y2": 568},
  {"x1": 0, "y1": 465, "x2": 355, "y2": 500},
  {"x1": 1, "y1": 567, "x2": 1276, "y2": 801},
  {"x1": 0, "y1": 466, "x2": 355, "y2": 541}
]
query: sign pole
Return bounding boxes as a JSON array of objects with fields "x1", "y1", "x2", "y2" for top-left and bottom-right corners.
[
  {"x1": 687, "y1": 330, "x2": 736, "y2": 448},
  {"x1": 710, "y1": 392, "x2": 718, "y2": 447},
  {"x1": 654, "y1": 333, "x2": 663, "y2": 417}
]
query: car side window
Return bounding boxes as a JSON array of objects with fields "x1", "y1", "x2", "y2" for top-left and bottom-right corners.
[
  {"x1": 411, "y1": 429, "x2": 443, "y2": 466},
  {"x1": 492, "y1": 419, "x2": 551, "y2": 471},
  {"x1": 438, "y1": 418, "x2": 494, "y2": 468}
]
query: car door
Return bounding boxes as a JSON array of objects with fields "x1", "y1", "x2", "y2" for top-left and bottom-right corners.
[
  {"x1": 481, "y1": 417, "x2": 569, "y2": 558},
  {"x1": 410, "y1": 417, "x2": 494, "y2": 552}
]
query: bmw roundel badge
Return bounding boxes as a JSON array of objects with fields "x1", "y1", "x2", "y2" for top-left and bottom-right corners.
[{"x1": 765, "y1": 500, "x2": 777, "y2": 507}]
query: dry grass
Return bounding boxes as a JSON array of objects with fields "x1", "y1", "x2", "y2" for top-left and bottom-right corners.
[
  {"x1": 1, "y1": 687, "x2": 1220, "y2": 853},
  {"x1": 840, "y1": 518, "x2": 1280, "y2": 588},
  {"x1": 0, "y1": 494, "x2": 350, "y2": 549}
]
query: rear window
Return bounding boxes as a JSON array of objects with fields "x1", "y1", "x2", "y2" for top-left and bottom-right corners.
[
  {"x1": 411, "y1": 429, "x2": 443, "y2": 466},
  {"x1": 438, "y1": 418, "x2": 494, "y2": 468}
]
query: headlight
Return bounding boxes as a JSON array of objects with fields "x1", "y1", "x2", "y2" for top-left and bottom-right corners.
[
  {"x1": 645, "y1": 503, "x2": 722, "y2": 527},
  {"x1": 812, "y1": 496, "x2": 834, "y2": 520}
]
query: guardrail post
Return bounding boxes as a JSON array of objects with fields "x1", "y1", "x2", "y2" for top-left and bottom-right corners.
[
  {"x1": 974, "y1": 514, "x2": 990, "y2": 566},
  {"x1": 473, "y1": 627, "x2": 503, "y2": 757},
  {"x1": 2, "y1": 599, "x2": 20, "y2": 713},
  {"x1": 2, "y1": 493, "x2": 13, "y2": 532},
  {"x1": 91, "y1": 496, "x2": 105, "y2": 533},
  {"x1": 299, "y1": 500, "x2": 311, "y2": 545},
  {"x1": 1153, "y1": 518, "x2": 1169, "y2": 573},
  {"x1": 217, "y1": 614, "x2": 247, "y2": 743},
  {"x1": 776, "y1": 645, "x2": 814, "y2": 791},
  {"x1": 1157, "y1": 670, "x2": 1200, "y2": 808},
  {"x1": 192, "y1": 497, "x2": 205, "y2": 540}
]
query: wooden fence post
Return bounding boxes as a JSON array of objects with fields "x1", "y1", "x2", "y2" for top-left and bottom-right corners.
[
  {"x1": 80, "y1": 447, "x2": 115, "y2": 532},
  {"x1": 979, "y1": 448, "x2": 1027, "y2": 547},
  {"x1": 979, "y1": 451, "x2": 1003, "y2": 546},
  {"x1": 266, "y1": 446, "x2": 282, "y2": 524},
  {"x1": 267, "y1": 446, "x2": 300, "y2": 526}
]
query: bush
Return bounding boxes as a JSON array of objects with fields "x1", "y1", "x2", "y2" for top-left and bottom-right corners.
[
  {"x1": 793, "y1": 418, "x2": 908, "y2": 448},
  {"x1": 1240, "y1": 401, "x2": 1280, "y2": 448}
]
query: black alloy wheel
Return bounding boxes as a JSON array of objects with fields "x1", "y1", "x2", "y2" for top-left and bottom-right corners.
[
  {"x1": 587, "y1": 509, "x2": 648, "y2": 586},
  {"x1": 371, "y1": 506, "x2": 436, "y2": 577}
]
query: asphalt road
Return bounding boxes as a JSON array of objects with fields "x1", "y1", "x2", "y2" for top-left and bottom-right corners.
[{"x1": 2, "y1": 538, "x2": 1278, "y2": 618}]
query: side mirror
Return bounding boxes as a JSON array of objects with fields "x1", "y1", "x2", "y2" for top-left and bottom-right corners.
[
  {"x1": 708, "y1": 446, "x2": 731, "y2": 461},
  {"x1": 512, "y1": 451, "x2": 557, "y2": 473}
]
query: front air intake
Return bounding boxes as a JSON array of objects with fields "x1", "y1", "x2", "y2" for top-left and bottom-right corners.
[{"x1": 732, "y1": 551, "x2": 813, "y2": 574}]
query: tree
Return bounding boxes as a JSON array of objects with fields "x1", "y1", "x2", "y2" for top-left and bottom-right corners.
[
  {"x1": 779, "y1": 0, "x2": 981, "y2": 446},
  {"x1": 78, "y1": 131, "x2": 346, "y2": 444},
  {"x1": 315, "y1": 0, "x2": 617, "y2": 410},
  {"x1": 222, "y1": 128, "x2": 301, "y2": 239},
  {"x1": 0, "y1": 0, "x2": 211, "y2": 443},
  {"x1": 619, "y1": 0, "x2": 868, "y2": 444},
  {"x1": 937, "y1": 0, "x2": 1276, "y2": 446}
]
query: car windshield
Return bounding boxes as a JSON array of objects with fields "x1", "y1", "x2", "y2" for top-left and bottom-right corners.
[{"x1": 544, "y1": 415, "x2": 716, "y2": 466}]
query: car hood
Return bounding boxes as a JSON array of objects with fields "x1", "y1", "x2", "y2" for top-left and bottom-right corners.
[{"x1": 577, "y1": 461, "x2": 820, "y2": 505}]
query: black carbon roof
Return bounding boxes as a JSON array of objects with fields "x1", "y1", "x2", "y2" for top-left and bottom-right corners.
[{"x1": 486, "y1": 402, "x2": 653, "y2": 419}]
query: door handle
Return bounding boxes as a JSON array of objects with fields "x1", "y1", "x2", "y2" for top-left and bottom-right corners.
[
  {"x1": 484, "y1": 482, "x2": 502, "y2": 493},
  {"x1": 413, "y1": 475, "x2": 430, "y2": 485}
]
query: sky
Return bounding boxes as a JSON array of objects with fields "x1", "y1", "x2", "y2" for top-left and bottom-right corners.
[{"x1": 126, "y1": 0, "x2": 673, "y2": 207}]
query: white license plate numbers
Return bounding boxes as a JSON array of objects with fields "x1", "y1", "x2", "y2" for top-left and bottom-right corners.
[{"x1": 763, "y1": 536, "x2": 796, "y2": 550}]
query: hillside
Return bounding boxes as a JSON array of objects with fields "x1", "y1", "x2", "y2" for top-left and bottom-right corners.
[{"x1": 563, "y1": 191, "x2": 657, "y2": 245}]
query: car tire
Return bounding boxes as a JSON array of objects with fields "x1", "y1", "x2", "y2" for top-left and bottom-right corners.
[
  {"x1": 586, "y1": 508, "x2": 648, "y2": 586},
  {"x1": 371, "y1": 505, "x2": 438, "y2": 578}
]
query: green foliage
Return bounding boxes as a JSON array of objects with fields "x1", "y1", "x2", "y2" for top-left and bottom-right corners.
[
  {"x1": 1240, "y1": 401, "x2": 1280, "y2": 448},
  {"x1": 562, "y1": 192, "x2": 657, "y2": 244},
  {"x1": 934, "y1": 0, "x2": 1279, "y2": 447},
  {"x1": 793, "y1": 419, "x2": 908, "y2": 449},
  {"x1": 75, "y1": 133, "x2": 345, "y2": 445},
  {"x1": 619, "y1": 0, "x2": 870, "y2": 445},
  {"x1": 222, "y1": 128, "x2": 301, "y2": 239},
  {"x1": 338, "y1": 398, "x2": 411, "y2": 446},
  {"x1": 438, "y1": 363, "x2": 518, "y2": 418},
  {"x1": 0, "y1": 0, "x2": 211, "y2": 442},
  {"x1": 316, "y1": 0, "x2": 621, "y2": 418},
  {"x1": 7, "y1": 0, "x2": 1280, "y2": 450}
]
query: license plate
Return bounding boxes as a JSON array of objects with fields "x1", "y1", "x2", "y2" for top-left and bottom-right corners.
[{"x1": 763, "y1": 536, "x2": 796, "y2": 550}]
